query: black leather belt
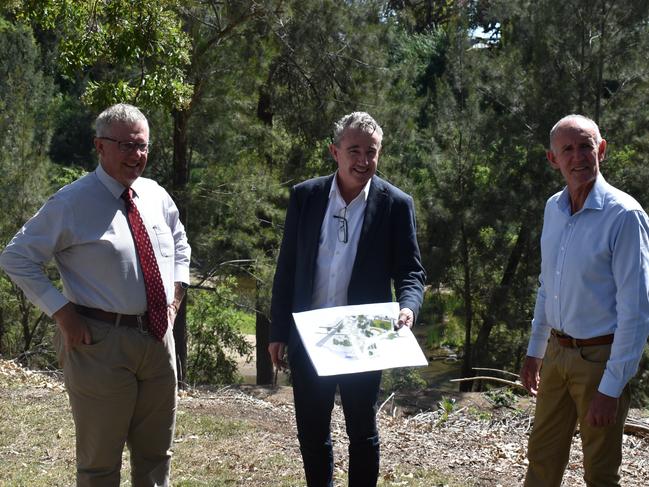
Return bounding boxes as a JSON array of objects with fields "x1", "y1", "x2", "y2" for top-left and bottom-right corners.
[
  {"x1": 75, "y1": 304, "x2": 149, "y2": 328},
  {"x1": 551, "y1": 329, "x2": 614, "y2": 348}
]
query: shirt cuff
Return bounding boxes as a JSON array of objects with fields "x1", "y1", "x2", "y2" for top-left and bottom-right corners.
[
  {"x1": 598, "y1": 371, "x2": 624, "y2": 398},
  {"x1": 526, "y1": 337, "x2": 549, "y2": 359},
  {"x1": 174, "y1": 264, "x2": 190, "y2": 285},
  {"x1": 37, "y1": 288, "x2": 70, "y2": 318}
]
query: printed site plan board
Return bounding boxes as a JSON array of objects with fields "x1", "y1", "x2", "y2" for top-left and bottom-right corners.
[{"x1": 293, "y1": 302, "x2": 428, "y2": 376}]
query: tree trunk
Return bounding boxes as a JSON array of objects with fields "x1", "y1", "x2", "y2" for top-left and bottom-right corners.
[
  {"x1": 255, "y1": 81, "x2": 275, "y2": 385},
  {"x1": 255, "y1": 286, "x2": 273, "y2": 385},
  {"x1": 576, "y1": 21, "x2": 585, "y2": 113},
  {"x1": 472, "y1": 223, "x2": 529, "y2": 369},
  {"x1": 459, "y1": 222, "x2": 473, "y2": 392},
  {"x1": 594, "y1": 2, "x2": 607, "y2": 124},
  {"x1": 172, "y1": 107, "x2": 192, "y2": 388}
]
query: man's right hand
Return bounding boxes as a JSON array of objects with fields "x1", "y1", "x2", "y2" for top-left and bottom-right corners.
[
  {"x1": 268, "y1": 341, "x2": 288, "y2": 370},
  {"x1": 520, "y1": 355, "x2": 543, "y2": 396},
  {"x1": 53, "y1": 302, "x2": 91, "y2": 352}
]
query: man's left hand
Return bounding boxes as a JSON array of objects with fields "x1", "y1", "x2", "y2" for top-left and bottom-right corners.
[
  {"x1": 585, "y1": 391, "x2": 618, "y2": 427},
  {"x1": 396, "y1": 308, "x2": 414, "y2": 329},
  {"x1": 168, "y1": 303, "x2": 179, "y2": 328}
]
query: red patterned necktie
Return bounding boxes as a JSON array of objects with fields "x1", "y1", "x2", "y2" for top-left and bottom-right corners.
[{"x1": 122, "y1": 188, "x2": 168, "y2": 340}]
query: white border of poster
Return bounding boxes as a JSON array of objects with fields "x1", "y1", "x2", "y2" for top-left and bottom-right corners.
[{"x1": 293, "y1": 302, "x2": 428, "y2": 376}]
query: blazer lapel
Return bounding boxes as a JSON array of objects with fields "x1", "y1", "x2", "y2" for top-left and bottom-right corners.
[{"x1": 303, "y1": 175, "x2": 334, "y2": 293}]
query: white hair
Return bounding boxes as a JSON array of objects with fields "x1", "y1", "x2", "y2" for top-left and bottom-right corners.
[
  {"x1": 549, "y1": 114, "x2": 602, "y2": 150},
  {"x1": 332, "y1": 111, "x2": 383, "y2": 146},
  {"x1": 95, "y1": 103, "x2": 148, "y2": 137}
]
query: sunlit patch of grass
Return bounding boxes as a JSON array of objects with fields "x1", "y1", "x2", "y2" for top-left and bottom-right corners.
[
  {"x1": 0, "y1": 387, "x2": 76, "y2": 486},
  {"x1": 0, "y1": 377, "x2": 469, "y2": 487}
]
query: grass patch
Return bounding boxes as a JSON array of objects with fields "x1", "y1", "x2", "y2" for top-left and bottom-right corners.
[
  {"x1": 0, "y1": 387, "x2": 76, "y2": 486},
  {"x1": 0, "y1": 374, "x2": 469, "y2": 487},
  {"x1": 232, "y1": 310, "x2": 256, "y2": 335},
  {"x1": 175, "y1": 411, "x2": 250, "y2": 438}
]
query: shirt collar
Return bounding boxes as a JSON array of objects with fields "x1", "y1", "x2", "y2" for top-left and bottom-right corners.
[
  {"x1": 557, "y1": 173, "x2": 607, "y2": 214},
  {"x1": 583, "y1": 173, "x2": 607, "y2": 211},
  {"x1": 329, "y1": 171, "x2": 372, "y2": 207},
  {"x1": 95, "y1": 163, "x2": 142, "y2": 200}
]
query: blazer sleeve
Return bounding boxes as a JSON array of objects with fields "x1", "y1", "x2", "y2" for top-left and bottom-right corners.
[
  {"x1": 269, "y1": 186, "x2": 300, "y2": 343},
  {"x1": 391, "y1": 194, "x2": 426, "y2": 319}
]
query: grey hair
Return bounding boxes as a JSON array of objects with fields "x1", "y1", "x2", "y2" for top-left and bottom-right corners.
[
  {"x1": 332, "y1": 112, "x2": 383, "y2": 146},
  {"x1": 549, "y1": 114, "x2": 602, "y2": 150},
  {"x1": 95, "y1": 103, "x2": 148, "y2": 137}
]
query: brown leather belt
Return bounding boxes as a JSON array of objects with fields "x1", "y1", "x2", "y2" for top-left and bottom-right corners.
[
  {"x1": 551, "y1": 329, "x2": 614, "y2": 348},
  {"x1": 75, "y1": 304, "x2": 149, "y2": 328}
]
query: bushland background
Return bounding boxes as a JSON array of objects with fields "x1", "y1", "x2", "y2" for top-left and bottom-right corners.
[{"x1": 2, "y1": 0, "x2": 649, "y2": 406}]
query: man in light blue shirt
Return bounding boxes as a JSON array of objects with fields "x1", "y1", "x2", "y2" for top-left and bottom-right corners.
[{"x1": 520, "y1": 114, "x2": 649, "y2": 486}]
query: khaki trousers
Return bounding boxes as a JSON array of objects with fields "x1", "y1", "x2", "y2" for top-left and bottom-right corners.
[
  {"x1": 54, "y1": 316, "x2": 177, "y2": 487},
  {"x1": 524, "y1": 336, "x2": 630, "y2": 487}
]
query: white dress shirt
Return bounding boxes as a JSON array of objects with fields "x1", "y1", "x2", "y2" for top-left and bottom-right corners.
[
  {"x1": 0, "y1": 164, "x2": 191, "y2": 317},
  {"x1": 527, "y1": 175, "x2": 649, "y2": 397},
  {"x1": 311, "y1": 174, "x2": 371, "y2": 310}
]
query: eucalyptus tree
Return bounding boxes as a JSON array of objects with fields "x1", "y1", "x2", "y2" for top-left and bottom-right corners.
[{"x1": 0, "y1": 20, "x2": 58, "y2": 361}]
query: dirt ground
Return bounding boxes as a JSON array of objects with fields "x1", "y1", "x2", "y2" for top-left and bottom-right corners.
[
  {"x1": 226, "y1": 338, "x2": 649, "y2": 486},
  {"x1": 186, "y1": 381, "x2": 649, "y2": 487},
  {"x1": 3, "y1": 357, "x2": 649, "y2": 486}
]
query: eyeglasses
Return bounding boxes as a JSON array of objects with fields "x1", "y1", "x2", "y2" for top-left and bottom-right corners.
[
  {"x1": 98, "y1": 137, "x2": 150, "y2": 154},
  {"x1": 333, "y1": 207, "x2": 348, "y2": 243}
]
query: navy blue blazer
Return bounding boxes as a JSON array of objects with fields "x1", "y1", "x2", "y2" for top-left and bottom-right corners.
[{"x1": 270, "y1": 174, "x2": 426, "y2": 353}]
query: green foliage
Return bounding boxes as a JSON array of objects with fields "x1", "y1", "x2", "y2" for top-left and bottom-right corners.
[
  {"x1": 0, "y1": 20, "x2": 59, "y2": 361},
  {"x1": 186, "y1": 282, "x2": 253, "y2": 385},
  {"x1": 421, "y1": 291, "x2": 464, "y2": 350},
  {"x1": 436, "y1": 396, "x2": 457, "y2": 424},
  {"x1": 484, "y1": 388, "x2": 517, "y2": 409},
  {"x1": 233, "y1": 310, "x2": 256, "y2": 335},
  {"x1": 50, "y1": 165, "x2": 88, "y2": 191},
  {"x1": 3, "y1": 0, "x2": 649, "y2": 399},
  {"x1": 15, "y1": 0, "x2": 193, "y2": 111},
  {"x1": 48, "y1": 97, "x2": 96, "y2": 169},
  {"x1": 382, "y1": 367, "x2": 427, "y2": 394},
  {"x1": 629, "y1": 346, "x2": 649, "y2": 407}
]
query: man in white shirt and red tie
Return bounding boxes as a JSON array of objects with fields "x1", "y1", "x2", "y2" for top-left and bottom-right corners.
[
  {"x1": 0, "y1": 103, "x2": 190, "y2": 487},
  {"x1": 520, "y1": 114, "x2": 649, "y2": 486}
]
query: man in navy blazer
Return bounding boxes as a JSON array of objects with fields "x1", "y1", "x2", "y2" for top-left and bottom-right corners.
[{"x1": 269, "y1": 112, "x2": 426, "y2": 487}]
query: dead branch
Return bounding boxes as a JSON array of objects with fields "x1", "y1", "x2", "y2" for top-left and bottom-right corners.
[
  {"x1": 450, "y1": 376, "x2": 528, "y2": 391},
  {"x1": 624, "y1": 418, "x2": 649, "y2": 437},
  {"x1": 473, "y1": 367, "x2": 520, "y2": 379}
]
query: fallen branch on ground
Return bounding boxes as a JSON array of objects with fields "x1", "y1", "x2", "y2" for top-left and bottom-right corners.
[
  {"x1": 450, "y1": 376, "x2": 528, "y2": 391},
  {"x1": 473, "y1": 367, "x2": 520, "y2": 379}
]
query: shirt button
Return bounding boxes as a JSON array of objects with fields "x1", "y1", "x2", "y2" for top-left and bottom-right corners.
[{"x1": 554, "y1": 295, "x2": 558, "y2": 299}]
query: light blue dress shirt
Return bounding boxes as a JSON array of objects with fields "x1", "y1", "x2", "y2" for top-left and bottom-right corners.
[
  {"x1": 0, "y1": 164, "x2": 190, "y2": 317},
  {"x1": 527, "y1": 174, "x2": 649, "y2": 397}
]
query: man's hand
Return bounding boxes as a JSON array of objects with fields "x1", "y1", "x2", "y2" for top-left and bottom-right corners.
[
  {"x1": 168, "y1": 282, "x2": 187, "y2": 329},
  {"x1": 585, "y1": 391, "x2": 618, "y2": 427},
  {"x1": 396, "y1": 308, "x2": 414, "y2": 330},
  {"x1": 268, "y1": 341, "x2": 287, "y2": 370},
  {"x1": 520, "y1": 355, "x2": 543, "y2": 396},
  {"x1": 168, "y1": 303, "x2": 179, "y2": 328},
  {"x1": 53, "y1": 302, "x2": 91, "y2": 352}
]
